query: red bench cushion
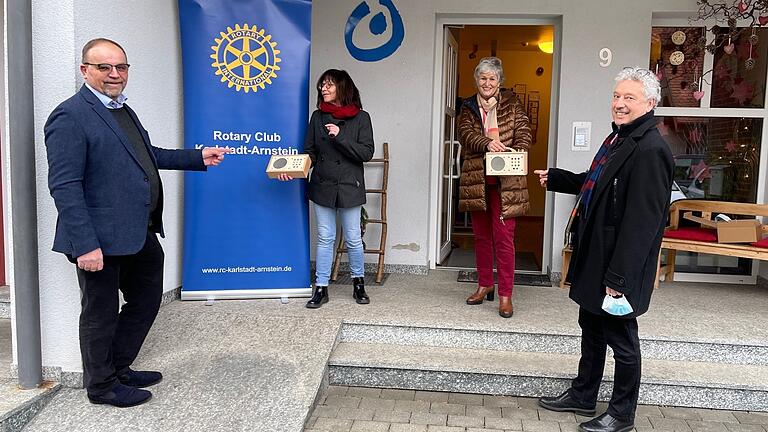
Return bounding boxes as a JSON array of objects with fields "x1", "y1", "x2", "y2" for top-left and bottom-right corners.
[
  {"x1": 751, "y1": 238, "x2": 768, "y2": 248},
  {"x1": 664, "y1": 227, "x2": 718, "y2": 242}
]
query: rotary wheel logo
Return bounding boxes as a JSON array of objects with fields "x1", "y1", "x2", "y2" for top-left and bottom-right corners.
[{"x1": 210, "y1": 23, "x2": 281, "y2": 93}]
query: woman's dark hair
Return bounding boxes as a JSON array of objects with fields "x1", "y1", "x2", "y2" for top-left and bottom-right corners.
[{"x1": 315, "y1": 69, "x2": 362, "y2": 109}]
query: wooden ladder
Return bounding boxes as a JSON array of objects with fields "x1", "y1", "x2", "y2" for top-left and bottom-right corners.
[{"x1": 331, "y1": 142, "x2": 389, "y2": 283}]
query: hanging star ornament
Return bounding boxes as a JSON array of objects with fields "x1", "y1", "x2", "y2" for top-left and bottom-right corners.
[
  {"x1": 730, "y1": 79, "x2": 755, "y2": 104},
  {"x1": 690, "y1": 160, "x2": 712, "y2": 180},
  {"x1": 725, "y1": 140, "x2": 738, "y2": 152}
]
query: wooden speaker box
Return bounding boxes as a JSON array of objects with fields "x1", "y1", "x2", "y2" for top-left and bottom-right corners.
[
  {"x1": 266, "y1": 154, "x2": 312, "y2": 179},
  {"x1": 485, "y1": 150, "x2": 528, "y2": 176}
]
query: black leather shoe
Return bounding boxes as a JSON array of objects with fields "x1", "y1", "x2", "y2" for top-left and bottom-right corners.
[
  {"x1": 352, "y1": 277, "x2": 370, "y2": 304},
  {"x1": 117, "y1": 368, "x2": 163, "y2": 388},
  {"x1": 88, "y1": 383, "x2": 152, "y2": 408},
  {"x1": 538, "y1": 390, "x2": 596, "y2": 416},
  {"x1": 578, "y1": 413, "x2": 634, "y2": 432},
  {"x1": 306, "y1": 285, "x2": 328, "y2": 308}
]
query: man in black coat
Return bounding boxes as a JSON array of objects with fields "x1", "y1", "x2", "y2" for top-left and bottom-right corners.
[{"x1": 534, "y1": 67, "x2": 673, "y2": 432}]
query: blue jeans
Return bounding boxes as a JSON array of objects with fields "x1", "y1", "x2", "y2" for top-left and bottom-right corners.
[{"x1": 314, "y1": 204, "x2": 364, "y2": 286}]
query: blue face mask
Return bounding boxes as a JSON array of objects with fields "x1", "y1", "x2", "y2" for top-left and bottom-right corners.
[{"x1": 601, "y1": 294, "x2": 634, "y2": 316}]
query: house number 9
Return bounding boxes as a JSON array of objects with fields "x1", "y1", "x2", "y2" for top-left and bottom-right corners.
[{"x1": 599, "y1": 48, "x2": 612, "y2": 67}]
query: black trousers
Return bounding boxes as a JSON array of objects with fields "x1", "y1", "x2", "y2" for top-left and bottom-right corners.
[
  {"x1": 569, "y1": 307, "x2": 641, "y2": 422},
  {"x1": 76, "y1": 231, "x2": 164, "y2": 396}
]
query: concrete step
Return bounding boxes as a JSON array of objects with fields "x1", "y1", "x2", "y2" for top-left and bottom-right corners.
[
  {"x1": 328, "y1": 341, "x2": 768, "y2": 411},
  {"x1": 0, "y1": 286, "x2": 9, "y2": 319},
  {"x1": 0, "y1": 381, "x2": 61, "y2": 432},
  {"x1": 340, "y1": 322, "x2": 768, "y2": 365}
]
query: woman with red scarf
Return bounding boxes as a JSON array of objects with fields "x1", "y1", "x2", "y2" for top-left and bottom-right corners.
[{"x1": 278, "y1": 69, "x2": 374, "y2": 308}]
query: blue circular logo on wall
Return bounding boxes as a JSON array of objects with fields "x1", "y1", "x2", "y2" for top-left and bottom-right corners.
[{"x1": 344, "y1": 0, "x2": 405, "y2": 62}]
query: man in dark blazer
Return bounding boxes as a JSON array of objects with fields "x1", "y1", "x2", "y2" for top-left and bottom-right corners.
[
  {"x1": 534, "y1": 67, "x2": 673, "y2": 432},
  {"x1": 45, "y1": 38, "x2": 230, "y2": 407}
]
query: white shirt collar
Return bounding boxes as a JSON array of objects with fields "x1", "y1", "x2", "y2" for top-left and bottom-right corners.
[{"x1": 85, "y1": 82, "x2": 128, "y2": 109}]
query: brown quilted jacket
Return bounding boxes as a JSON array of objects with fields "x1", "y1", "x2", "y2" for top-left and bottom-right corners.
[{"x1": 457, "y1": 91, "x2": 532, "y2": 219}]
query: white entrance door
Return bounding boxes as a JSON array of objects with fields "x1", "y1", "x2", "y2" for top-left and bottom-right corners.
[{"x1": 437, "y1": 27, "x2": 460, "y2": 263}]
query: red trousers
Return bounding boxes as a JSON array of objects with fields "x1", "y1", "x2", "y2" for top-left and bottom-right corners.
[{"x1": 471, "y1": 185, "x2": 516, "y2": 297}]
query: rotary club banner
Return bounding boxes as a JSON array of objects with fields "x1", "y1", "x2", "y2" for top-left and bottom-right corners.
[{"x1": 178, "y1": 0, "x2": 312, "y2": 299}]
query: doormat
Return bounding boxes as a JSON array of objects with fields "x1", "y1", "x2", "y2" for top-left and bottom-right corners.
[
  {"x1": 457, "y1": 271, "x2": 552, "y2": 287},
  {"x1": 329, "y1": 272, "x2": 390, "y2": 286}
]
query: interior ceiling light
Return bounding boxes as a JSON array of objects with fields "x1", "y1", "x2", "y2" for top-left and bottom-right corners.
[{"x1": 538, "y1": 41, "x2": 554, "y2": 54}]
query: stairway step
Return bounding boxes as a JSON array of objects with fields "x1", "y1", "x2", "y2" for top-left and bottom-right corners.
[
  {"x1": 0, "y1": 286, "x2": 9, "y2": 320},
  {"x1": 340, "y1": 322, "x2": 768, "y2": 365},
  {"x1": 329, "y1": 342, "x2": 768, "y2": 411}
]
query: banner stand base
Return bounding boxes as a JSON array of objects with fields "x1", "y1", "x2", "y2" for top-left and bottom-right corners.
[{"x1": 181, "y1": 288, "x2": 312, "y2": 301}]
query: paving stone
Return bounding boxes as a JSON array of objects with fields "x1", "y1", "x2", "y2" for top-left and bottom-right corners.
[
  {"x1": 649, "y1": 416, "x2": 693, "y2": 431},
  {"x1": 636, "y1": 405, "x2": 663, "y2": 418},
  {"x1": 336, "y1": 407, "x2": 375, "y2": 421},
  {"x1": 350, "y1": 420, "x2": 390, "y2": 432},
  {"x1": 466, "y1": 405, "x2": 503, "y2": 418},
  {"x1": 449, "y1": 393, "x2": 485, "y2": 406},
  {"x1": 484, "y1": 395, "x2": 519, "y2": 408},
  {"x1": 521, "y1": 419, "x2": 560, "y2": 432},
  {"x1": 360, "y1": 397, "x2": 396, "y2": 411},
  {"x1": 390, "y1": 424, "x2": 428, "y2": 432},
  {"x1": 327, "y1": 386, "x2": 349, "y2": 396},
  {"x1": 686, "y1": 420, "x2": 729, "y2": 432},
  {"x1": 395, "y1": 399, "x2": 432, "y2": 413},
  {"x1": 559, "y1": 422, "x2": 579, "y2": 432},
  {"x1": 416, "y1": 390, "x2": 451, "y2": 403},
  {"x1": 724, "y1": 424, "x2": 767, "y2": 432},
  {"x1": 635, "y1": 416, "x2": 653, "y2": 428},
  {"x1": 313, "y1": 417, "x2": 354, "y2": 431},
  {"x1": 383, "y1": 389, "x2": 417, "y2": 400},
  {"x1": 448, "y1": 415, "x2": 484, "y2": 428},
  {"x1": 410, "y1": 412, "x2": 448, "y2": 426},
  {"x1": 661, "y1": 407, "x2": 704, "y2": 420},
  {"x1": 485, "y1": 417, "x2": 524, "y2": 430},
  {"x1": 467, "y1": 428, "x2": 504, "y2": 432},
  {"x1": 347, "y1": 387, "x2": 382, "y2": 398},
  {"x1": 733, "y1": 413, "x2": 768, "y2": 426},
  {"x1": 695, "y1": 410, "x2": 739, "y2": 423},
  {"x1": 324, "y1": 395, "x2": 362, "y2": 408},
  {"x1": 374, "y1": 409, "x2": 412, "y2": 423},
  {"x1": 537, "y1": 410, "x2": 576, "y2": 423},
  {"x1": 312, "y1": 406, "x2": 340, "y2": 418},
  {"x1": 431, "y1": 402, "x2": 467, "y2": 415},
  {"x1": 502, "y1": 407, "x2": 540, "y2": 420},
  {"x1": 427, "y1": 426, "x2": 466, "y2": 432},
  {"x1": 517, "y1": 398, "x2": 542, "y2": 410}
]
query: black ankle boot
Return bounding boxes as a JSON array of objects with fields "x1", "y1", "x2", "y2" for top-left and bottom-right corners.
[
  {"x1": 306, "y1": 285, "x2": 328, "y2": 308},
  {"x1": 352, "y1": 277, "x2": 370, "y2": 304}
]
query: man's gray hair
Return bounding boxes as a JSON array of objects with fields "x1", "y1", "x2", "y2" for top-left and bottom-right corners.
[
  {"x1": 474, "y1": 56, "x2": 505, "y2": 86},
  {"x1": 615, "y1": 67, "x2": 661, "y2": 105}
]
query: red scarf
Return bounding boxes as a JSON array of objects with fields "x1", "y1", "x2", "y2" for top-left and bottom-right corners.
[{"x1": 319, "y1": 102, "x2": 360, "y2": 119}]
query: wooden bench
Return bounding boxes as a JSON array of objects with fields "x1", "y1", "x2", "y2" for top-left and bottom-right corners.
[
  {"x1": 658, "y1": 199, "x2": 768, "y2": 283},
  {"x1": 559, "y1": 199, "x2": 768, "y2": 289}
]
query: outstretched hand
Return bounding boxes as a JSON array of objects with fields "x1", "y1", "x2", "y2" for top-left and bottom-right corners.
[
  {"x1": 202, "y1": 147, "x2": 232, "y2": 166},
  {"x1": 533, "y1": 169, "x2": 548, "y2": 187}
]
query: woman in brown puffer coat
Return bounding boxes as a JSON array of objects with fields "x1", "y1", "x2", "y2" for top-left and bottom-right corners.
[{"x1": 457, "y1": 56, "x2": 532, "y2": 318}]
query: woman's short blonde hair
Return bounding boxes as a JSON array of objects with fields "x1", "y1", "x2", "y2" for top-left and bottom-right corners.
[{"x1": 474, "y1": 56, "x2": 505, "y2": 86}]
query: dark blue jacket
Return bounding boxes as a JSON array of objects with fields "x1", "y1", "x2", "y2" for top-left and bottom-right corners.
[{"x1": 45, "y1": 85, "x2": 205, "y2": 258}]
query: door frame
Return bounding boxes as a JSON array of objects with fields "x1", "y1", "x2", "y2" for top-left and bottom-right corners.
[{"x1": 427, "y1": 15, "x2": 563, "y2": 275}]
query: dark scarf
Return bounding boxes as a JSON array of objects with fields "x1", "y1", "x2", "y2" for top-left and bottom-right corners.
[
  {"x1": 319, "y1": 102, "x2": 360, "y2": 119},
  {"x1": 575, "y1": 133, "x2": 618, "y2": 219}
]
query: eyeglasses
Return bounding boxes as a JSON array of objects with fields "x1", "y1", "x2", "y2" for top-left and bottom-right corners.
[
  {"x1": 83, "y1": 62, "x2": 130, "y2": 74},
  {"x1": 318, "y1": 81, "x2": 335, "y2": 90}
]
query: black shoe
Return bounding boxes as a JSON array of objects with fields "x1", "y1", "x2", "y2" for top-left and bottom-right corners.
[
  {"x1": 538, "y1": 390, "x2": 596, "y2": 416},
  {"x1": 352, "y1": 277, "x2": 370, "y2": 304},
  {"x1": 578, "y1": 413, "x2": 634, "y2": 432},
  {"x1": 117, "y1": 368, "x2": 163, "y2": 388},
  {"x1": 88, "y1": 383, "x2": 152, "y2": 408},
  {"x1": 306, "y1": 285, "x2": 328, "y2": 308}
]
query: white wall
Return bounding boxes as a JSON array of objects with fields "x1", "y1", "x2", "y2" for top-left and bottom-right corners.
[
  {"x1": 30, "y1": 0, "x2": 184, "y2": 375},
  {"x1": 310, "y1": 0, "x2": 699, "y2": 272}
]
